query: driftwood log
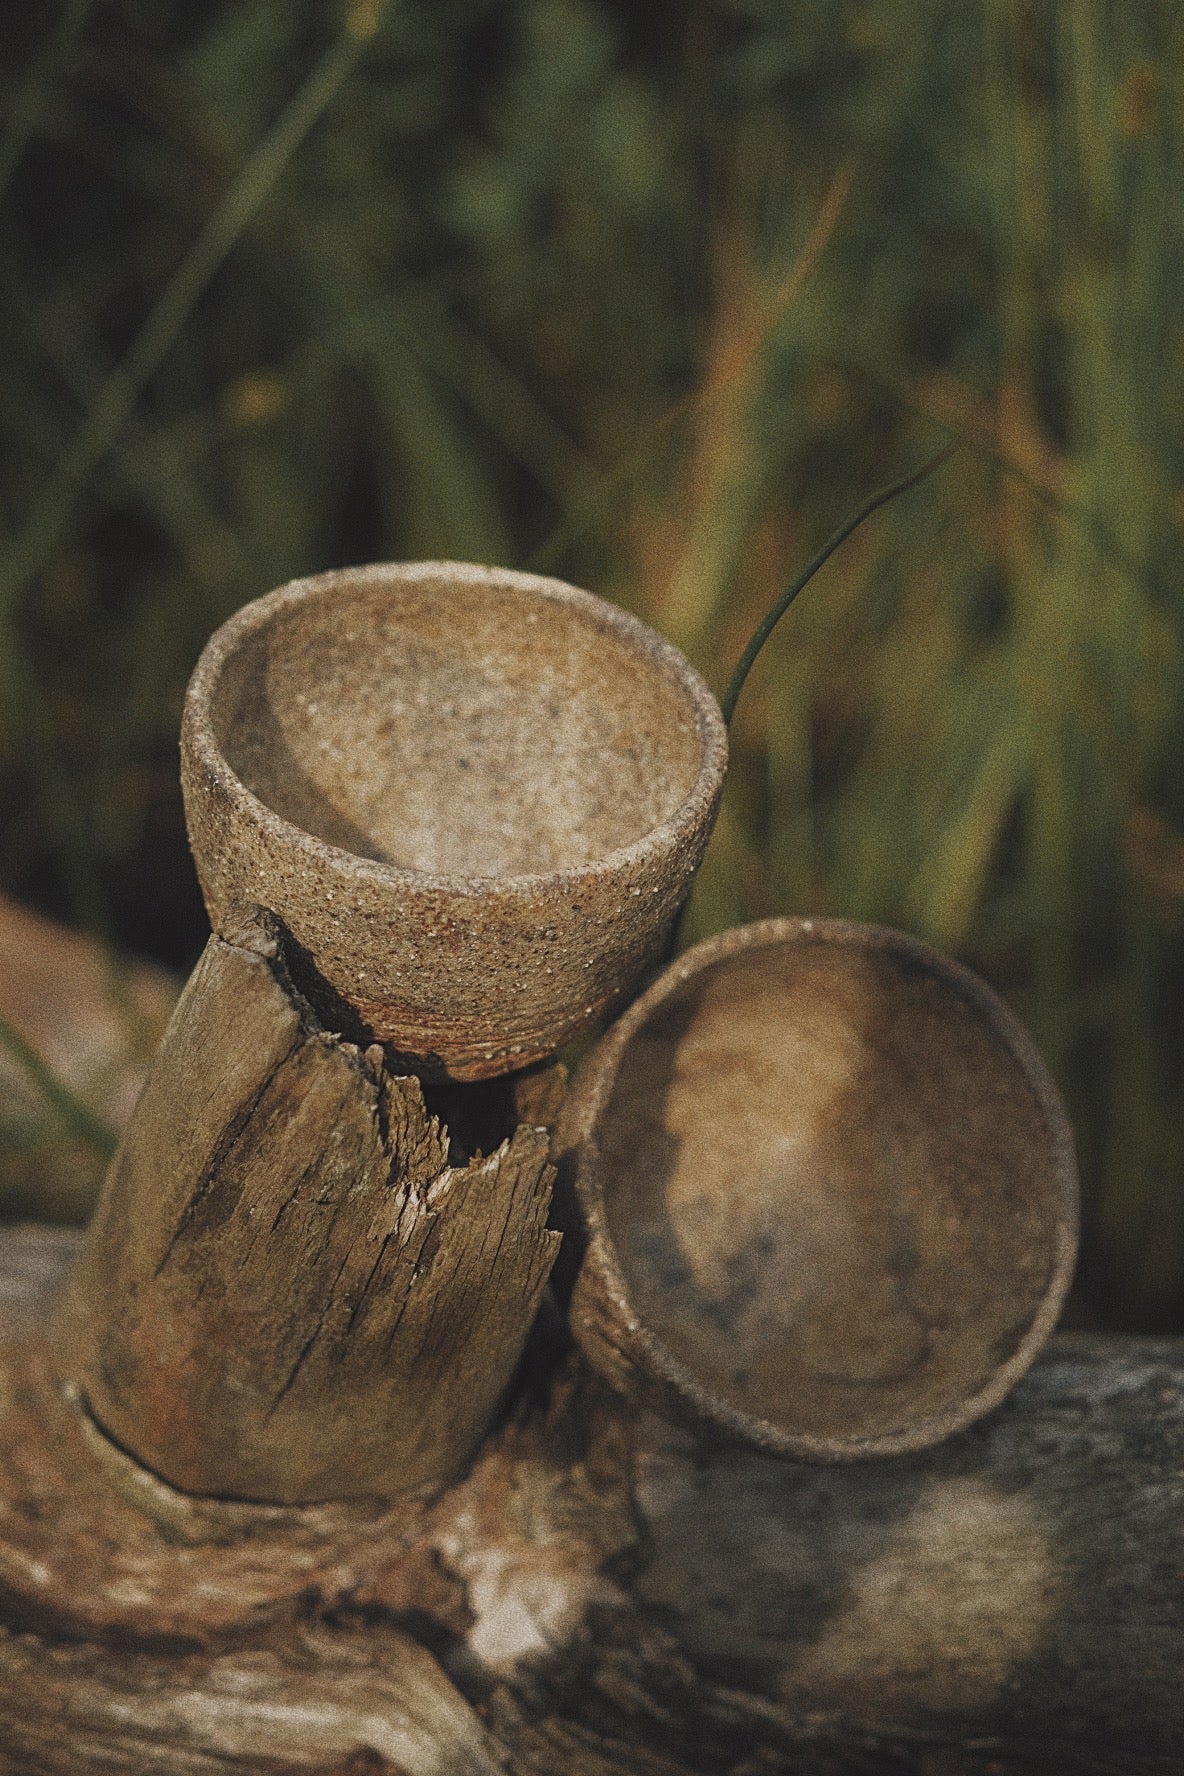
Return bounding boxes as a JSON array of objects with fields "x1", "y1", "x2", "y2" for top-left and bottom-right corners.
[
  {"x1": 52, "y1": 910, "x2": 559, "y2": 1502},
  {"x1": 0, "y1": 906, "x2": 1180, "y2": 1772},
  {"x1": 0, "y1": 1227, "x2": 1182, "y2": 1773}
]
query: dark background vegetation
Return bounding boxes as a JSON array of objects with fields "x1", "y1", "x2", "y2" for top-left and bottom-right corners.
[{"x1": 0, "y1": 0, "x2": 1181, "y2": 1329}]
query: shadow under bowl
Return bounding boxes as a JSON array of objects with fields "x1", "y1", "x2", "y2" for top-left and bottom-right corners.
[
  {"x1": 181, "y1": 562, "x2": 727, "y2": 1079},
  {"x1": 560, "y1": 917, "x2": 1079, "y2": 1458}
]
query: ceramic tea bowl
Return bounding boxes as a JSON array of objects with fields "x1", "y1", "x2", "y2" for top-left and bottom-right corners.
[
  {"x1": 181, "y1": 562, "x2": 727, "y2": 1079},
  {"x1": 558, "y1": 917, "x2": 1078, "y2": 1458}
]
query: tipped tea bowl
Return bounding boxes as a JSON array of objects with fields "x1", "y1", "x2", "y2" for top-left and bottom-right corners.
[
  {"x1": 181, "y1": 562, "x2": 727, "y2": 1079},
  {"x1": 558, "y1": 916, "x2": 1079, "y2": 1458}
]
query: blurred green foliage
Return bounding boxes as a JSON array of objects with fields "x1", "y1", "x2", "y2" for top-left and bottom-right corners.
[{"x1": 0, "y1": 0, "x2": 1182, "y2": 1327}]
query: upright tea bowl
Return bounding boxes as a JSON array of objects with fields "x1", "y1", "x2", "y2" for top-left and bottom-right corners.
[
  {"x1": 559, "y1": 917, "x2": 1079, "y2": 1458},
  {"x1": 181, "y1": 562, "x2": 727, "y2": 1080}
]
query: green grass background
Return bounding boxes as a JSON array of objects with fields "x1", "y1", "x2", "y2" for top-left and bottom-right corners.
[{"x1": 1, "y1": 0, "x2": 1181, "y2": 1329}]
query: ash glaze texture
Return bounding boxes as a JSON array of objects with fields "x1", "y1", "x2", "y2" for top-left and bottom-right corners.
[
  {"x1": 560, "y1": 917, "x2": 1079, "y2": 1458},
  {"x1": 181, "y1": 562, "x2": 727, "y2": 1079}
]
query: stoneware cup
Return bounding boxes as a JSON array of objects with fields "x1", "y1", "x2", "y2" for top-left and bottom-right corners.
[
  {"x1": 181, "y1": 562, "x2": 727, "y2": 1079},
  {"x1": 557, "y1": 916, "x2": 1079, "y2": 1458}
]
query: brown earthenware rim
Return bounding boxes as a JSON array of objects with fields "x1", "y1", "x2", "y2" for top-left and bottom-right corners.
[
  {"x1": 181, "y1": 562, "x2": 728, "y2": 1077},
  {"x1": 562, "y1": 916, "x2": 1080, "y2": 1460},
  {"x1": 184, "y1": 562, "x2": 727, "y2": 901}
]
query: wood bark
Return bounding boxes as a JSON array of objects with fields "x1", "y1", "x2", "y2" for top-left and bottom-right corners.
[
  {"x1": 1, "y1": 1227, "x2": 1181, "y2": 1774},
  {"x1": 50, "y1": 911, "x2": 560, "y2": 1502}
]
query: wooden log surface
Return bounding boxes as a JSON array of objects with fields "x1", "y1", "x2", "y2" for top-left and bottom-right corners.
[
  {"x1": 52, "y1": 911, "x2": 560, "y2": 1502},
  {"x1": 1, "y1": 1226, "x2": 1181, "y2": 1774}
]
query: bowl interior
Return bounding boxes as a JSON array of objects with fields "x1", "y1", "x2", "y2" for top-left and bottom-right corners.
[
  {"x1": 594, "y1": 931, "x2": 1069, "y2": 1445},
  {"x1": 211, "y1": 567, "x2": 707, "y2": 879}
]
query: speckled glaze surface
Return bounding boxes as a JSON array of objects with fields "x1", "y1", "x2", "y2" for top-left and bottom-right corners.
[
  {"x1": 558, "y1": 917, "x2": 1079, "y2": 1459},
  {"x1": 181, "y1": 562, "x2": 727, "y2": 1079}
]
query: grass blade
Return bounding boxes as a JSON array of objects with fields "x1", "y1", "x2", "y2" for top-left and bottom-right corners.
[
  {"x1": 0, "y1": 1008, "x2": 118, "y2": 1161},
  {"x1": 0, "y1": 7, "x2": 387, "y2": 622},
  {"x1": 720, "y1": 443, "x2": 954, "y2": 725}
]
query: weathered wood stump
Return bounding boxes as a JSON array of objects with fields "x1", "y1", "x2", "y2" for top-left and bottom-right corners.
[
  {"x1": 1, "y1": 1224, "x2": 1182, "y2": 1772},
  {"x1": 0, "y1": 905, "x2": 1181, "y2": 1770},
  {"x1": 52, "y1": 909, "x2": 560, "y2": 1504},
  {"x1": 0, "y1": 915, "x2": 1179, "y2": 1772}
]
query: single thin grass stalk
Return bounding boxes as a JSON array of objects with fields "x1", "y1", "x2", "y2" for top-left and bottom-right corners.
[
  {"x1": 0, "y1": 8, "x2": 386, "y2": 622},
  {"x1": 0, "y1": 1009, "x2": 118, "y2": 1161},
  {"x1": 721, "y1": 443, "x2": 955, "y2": 725}
]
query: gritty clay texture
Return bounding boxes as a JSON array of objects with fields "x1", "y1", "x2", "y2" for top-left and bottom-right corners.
[
  {"x1": 181, "y1": 562, "x2": 727, "y2": 1078},
  {"x1": 559, "y1": 917, "x2": 1079, "y2": 1458}
]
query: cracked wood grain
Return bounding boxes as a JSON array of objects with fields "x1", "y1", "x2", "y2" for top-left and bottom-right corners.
[
  {"x1": 50, "y1": 911, "x2": 561, "y2": 1503},
  {"x1": 0, "y1": 1620, "x2": 507, "y2": 1776},
  {"x1": 0, "y1": 1231, "x2": 1182, "y2": 1771}
]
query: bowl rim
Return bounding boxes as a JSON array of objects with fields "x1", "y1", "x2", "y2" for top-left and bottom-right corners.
[
  {"x1": 183, "y1": 560, "x2": 729, "y2": 903},
  {"x1": 565, "y1": 915, "x2": 1080, "y2": 1460}
]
